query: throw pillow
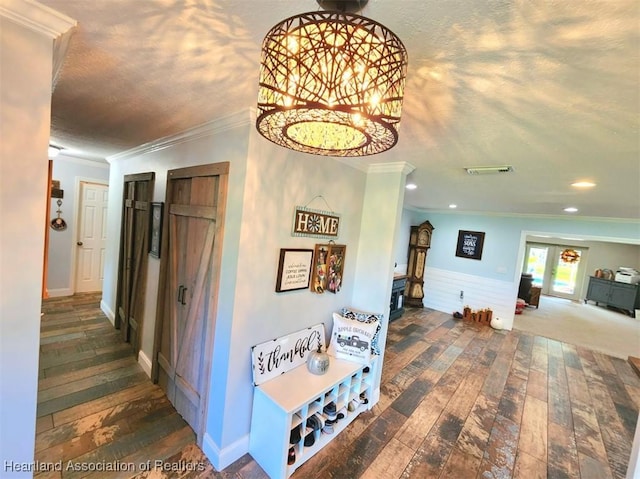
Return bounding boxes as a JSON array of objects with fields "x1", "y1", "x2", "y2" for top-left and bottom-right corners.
[
  {"x1": 340, "y1": 307, "x2": 383, "y2": 356},
  {"x1": 328, "y1": 312, "x2": 379, "y2": 365}
]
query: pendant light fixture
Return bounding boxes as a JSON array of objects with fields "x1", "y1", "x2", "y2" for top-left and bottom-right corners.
[{"x1": 256, "y1": 0, "x2": 408, "y2": 157}]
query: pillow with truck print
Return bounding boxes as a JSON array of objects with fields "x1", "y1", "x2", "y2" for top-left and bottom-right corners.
[
  {"x1": 328, "y1": 312, "x2": 379, "y2": 365},
  {"x1": 340, "y1": 307, "x2": 383, "y2": 355}
]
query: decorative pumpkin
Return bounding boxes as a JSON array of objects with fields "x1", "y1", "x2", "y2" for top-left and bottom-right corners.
[
  {"x1": 307, "y1": 345, "x2": 330, "y2": 375},
  {"x1": 490, "y1": 317, "x2": 504, "y2": 330}
]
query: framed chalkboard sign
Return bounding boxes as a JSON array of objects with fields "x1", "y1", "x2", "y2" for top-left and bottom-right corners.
[{"x1": 456, "y1": 230, "x2": 485, "y2": 260}]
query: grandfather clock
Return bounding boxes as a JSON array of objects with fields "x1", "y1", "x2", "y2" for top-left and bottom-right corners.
[{"x1": 405, "y1": 220, "x2": 434, "y2": 308}]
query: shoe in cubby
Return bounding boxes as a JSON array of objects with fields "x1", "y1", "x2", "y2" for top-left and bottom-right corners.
[
  {"x1": 289, "y1": 424, "x2": 301, "y2": 445},
  {"x1": 323, "y1": 401, "x2": 337, "y2": 420}
]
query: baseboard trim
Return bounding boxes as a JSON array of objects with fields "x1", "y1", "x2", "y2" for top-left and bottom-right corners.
[
  {"x1": 47, "y1": 288, "x2": 73, "y2": 297},
  {"x1": 137, "y1": 350, "x2": 152, "y2": 378},
  {"x1": 100, "y1": 300, "x2": 115, "y2": 326},
  {"x1": 202, "y1": 432, "x2": 249, "y2": 472}
]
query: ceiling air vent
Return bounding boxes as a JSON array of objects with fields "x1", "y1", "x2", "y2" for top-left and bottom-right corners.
[{"x1": 465, "y1": 165, "x2": 514, "y2": 175}]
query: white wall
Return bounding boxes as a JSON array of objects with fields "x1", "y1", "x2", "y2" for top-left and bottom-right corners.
[
  {"x1": 0, "y1": 2, "x2": 75, "y2": 476},
  {"x1": 46, "y1": 156, "x2": 109, "y2": 296},
  {"x1": 398, "y1": 210, "x2": 640, "y2": 330}
]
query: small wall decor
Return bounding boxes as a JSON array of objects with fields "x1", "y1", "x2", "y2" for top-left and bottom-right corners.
[
  {"x1": 455, "y1": 230, "x2": 485, "y2": 260},
  {"x1": 50, "y1": 179, "x2": 64, "y2": 199},
  {"x1": 311, "y1": 242, "x2": 346, "y2": 294},
  {"x1": 275, "y1": 248, "x2": 314, "y2": 292},
  {"x1": 149, "y1": 202, "x2": 163, "y2": 258},
  {"x1": 251, "y1": 324, "x2": 325, "y2": 385},
  {"x1": 50, "y1": 199, "x2": 67, "y2": 231},
  {"x1": 560, "y1": 248, "x2": 580, "y2": 263}
]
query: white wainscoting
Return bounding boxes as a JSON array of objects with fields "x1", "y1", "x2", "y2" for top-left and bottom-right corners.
[{"x1": 423, "y1": 267, "x2": 518, "y2": 330}]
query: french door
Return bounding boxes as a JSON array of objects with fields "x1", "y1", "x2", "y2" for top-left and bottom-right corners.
[{"x1": 523, "y1": 243, "x2": 588, "y2": 300}]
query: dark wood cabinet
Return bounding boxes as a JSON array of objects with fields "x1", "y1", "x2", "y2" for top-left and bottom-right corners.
[
  {"x1": 390, "y1": 275, "x2": 406, "y2": 321},
  {"x1": 585, "y1": 276, "x2": 640, "y2": 317}
]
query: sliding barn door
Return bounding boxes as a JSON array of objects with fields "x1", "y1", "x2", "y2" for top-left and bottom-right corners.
[
  {"x1": 116, "y1": 172, "x2": 154, "y2": 353},
  {"x1": 154, "y1": 163, "x2": 228, "y2": 443}
]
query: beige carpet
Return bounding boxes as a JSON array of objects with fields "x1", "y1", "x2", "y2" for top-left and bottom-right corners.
[{"x1": 513, "y1": 294, "x2": 640, "y2": 359}]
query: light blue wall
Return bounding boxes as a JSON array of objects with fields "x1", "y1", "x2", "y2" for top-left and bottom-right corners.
[{"x1": 398, "y1": 209, "x2": 640, "y2": 284}]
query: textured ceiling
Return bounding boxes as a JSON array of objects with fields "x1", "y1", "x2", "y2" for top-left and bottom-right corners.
[{"x1": 40, "y1": 0, "x2": 640, "y2": 220}]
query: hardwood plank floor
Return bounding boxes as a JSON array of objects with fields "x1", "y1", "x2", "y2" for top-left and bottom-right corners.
[{"x1": 35, "y1": 294, "x2": 638, "y2": 478}]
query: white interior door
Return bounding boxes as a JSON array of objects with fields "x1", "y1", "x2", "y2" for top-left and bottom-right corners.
[{"x1": 75, "y1": 182, "x2": 109, "y2": 293}]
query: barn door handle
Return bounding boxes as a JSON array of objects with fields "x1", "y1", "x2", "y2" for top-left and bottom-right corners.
[
  {"x1": 181, "y1": 288, "x2": 187, "y2": 305},
  {"x1": 177, "y1": 285, "x2": 184, "y2": 303}
]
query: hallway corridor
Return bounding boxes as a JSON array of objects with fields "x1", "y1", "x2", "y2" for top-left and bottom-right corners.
[{"x1": 35, "y1": 293, "x2": 220, "y2": 478}]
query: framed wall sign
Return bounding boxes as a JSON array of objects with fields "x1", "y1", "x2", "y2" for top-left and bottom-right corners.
[
  {"x1": 456, "y1": 230, "x2": 485, "y2": 260},
  {"x1": 311, "y1": 243, "x2": 346, "y2": 294},
  {"x1": 149, "y1": 202, "x2": 164, "y2": 258},
  {"x1": 292, "y1": 206, "x2": 340, "y2": 239},
  {"x1": 275, "y1": 248, "x2": 314, "y2": 292}
]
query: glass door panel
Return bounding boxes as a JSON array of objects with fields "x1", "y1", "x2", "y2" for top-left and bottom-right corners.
[
  {"x1": 524, "y1": 245, "x2": 548, "y2": 288},
  {"x1": 523, "y1": 243, "x2": 588, "y2": 300},
  {"x1": 550, "y1": 248, "x2": 583, "y2": 298}
]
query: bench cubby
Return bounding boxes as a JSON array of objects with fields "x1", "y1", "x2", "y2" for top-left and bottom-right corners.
[{"x1": 249, "y1": 356, "x2": 376, "y2": 478}]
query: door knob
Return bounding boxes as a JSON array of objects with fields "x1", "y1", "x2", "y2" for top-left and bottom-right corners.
[{"x1": 77, "y1": 241, "x2": 83, "y2": 246}]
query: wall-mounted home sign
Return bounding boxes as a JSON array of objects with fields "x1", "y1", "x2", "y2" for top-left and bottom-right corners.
[
  {"x1": 251, "y1": 324, "x2": 325, "y2": 385},
  {"x1": 455, "y1": 230, "x2": 485, "y2": 260},
  {"x1": 292, "y1": 206, "x2": 340, "y2": 239}
]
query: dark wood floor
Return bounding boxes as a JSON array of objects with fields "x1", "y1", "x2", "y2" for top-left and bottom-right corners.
[{"x1": 35, "y1": 294, "x2": 639, "y2": 478}]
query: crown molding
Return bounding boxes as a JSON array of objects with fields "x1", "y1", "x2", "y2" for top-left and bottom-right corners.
[
  {"x1": 107, "y1": 109, "x2": 253, "y2": 163},
  {"x1": 335, "y1": 158, "x2": 416, "y2": 174},
  {"x1": 0, "y1": 0, "x2": 76, "y2": 39},
  {"x1": 367, "y1": 162, "x2": 416, "y2": 175},
  {"x1": 54, "y1": 155, "x2": 109, "y2": 169},
  {"x1": 404, "y1": 205, "x2": 640, "y2": 224}
]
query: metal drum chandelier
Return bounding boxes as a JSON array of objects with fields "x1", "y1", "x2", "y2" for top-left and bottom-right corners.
[{"x1": 256, "y1": 1, "x2": 408, "y2": 157}]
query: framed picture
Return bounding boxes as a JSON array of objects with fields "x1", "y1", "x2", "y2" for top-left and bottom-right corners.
[
  {"x1": 311, "y1": 243, "x2": 346, "y2": 294},
  {"x1": 456, "y1": 230, "x2": 485, "y2": 260},
  {"x1": 149, "y1": 202, "x2": 163, "y2": 258},
  {"x1": 275, "y1": 248, "x2": 314, "y2": 292}
]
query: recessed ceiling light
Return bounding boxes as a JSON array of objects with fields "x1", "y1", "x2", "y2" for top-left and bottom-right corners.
[
  {"x1": 405, "y1": 182, "x2": 417, "y2": 190},
  {"x1": 449, "y1": 204, "x2": 457, "y2": 208},
  {"x1": 564, "y1": 207, "x2": 578, "y2": 213},
  {"x1": 571, "y1": 181, "x2": 596, "y2": 188}
]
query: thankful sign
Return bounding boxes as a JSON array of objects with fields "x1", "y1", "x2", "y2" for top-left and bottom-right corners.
[
  {"x1": 251, "y1": 324, "x2": 326, "y2": 385},
  {"x1": 292, "y1": 206, "x2": 340, "y2": 239}
]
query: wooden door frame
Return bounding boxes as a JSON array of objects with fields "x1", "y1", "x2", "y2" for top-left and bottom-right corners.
[
  {"x1": 115, "y1": 172, "x2": 154, "y2": 339},
  {"x1": 151, "y1": 162, "x2": 229, "y2": 445}
]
